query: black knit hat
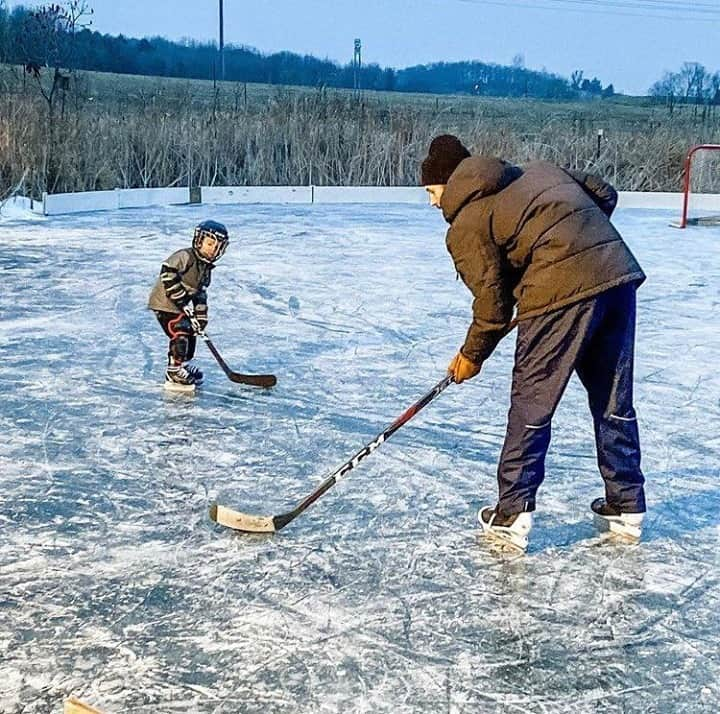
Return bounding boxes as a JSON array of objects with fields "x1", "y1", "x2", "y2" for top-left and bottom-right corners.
[{"x1": 420, "y1": 134, "x2": 471, "y2": 185}]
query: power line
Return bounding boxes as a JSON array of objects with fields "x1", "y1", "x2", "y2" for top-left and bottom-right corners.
[
  {"x1": 456, "y1": 0, "x2": 720, "y2": 21},
  {"x1": 484, "y1": 0, "x2": 720, "y2": 15},
  {"x1": 574, "y1": 0, "x2": 720, "y2": 11},
  {"x1": 472, "y1": 0, "x2": 720, "y2": 19}
]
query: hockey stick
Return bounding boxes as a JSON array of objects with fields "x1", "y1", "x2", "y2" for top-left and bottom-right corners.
[
  {"x1": 209, "y1": 374, "x2": 453, "y2": 533},
  {"x1": 197, "y1": 331, "x2": 277, "y2": 388},
  {"x1": 184, "y1": 309, "x2": 276, "y2": 387}
]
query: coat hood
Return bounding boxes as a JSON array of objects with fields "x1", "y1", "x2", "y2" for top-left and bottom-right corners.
[{"x1": 441, "y1": 156, "x2": 522, "y2": 223}]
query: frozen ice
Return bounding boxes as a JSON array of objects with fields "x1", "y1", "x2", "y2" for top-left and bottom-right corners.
[{"x1": 1, "y1": 203, "x2": 719, "y2": 712}]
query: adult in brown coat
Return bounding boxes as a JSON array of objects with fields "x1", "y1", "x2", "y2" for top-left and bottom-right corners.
[{"x1": 421, "y1": 135, "x2": 646, "y2": 550}]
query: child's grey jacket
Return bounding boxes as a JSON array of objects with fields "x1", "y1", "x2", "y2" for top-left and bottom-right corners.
[{"x1": 147, "y1": 248, "x2": 213, "y2": 314}]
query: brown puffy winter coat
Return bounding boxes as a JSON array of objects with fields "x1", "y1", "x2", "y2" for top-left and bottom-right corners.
[{"x1": 441, "y1": 157, "x2": 646, "y2": 363}]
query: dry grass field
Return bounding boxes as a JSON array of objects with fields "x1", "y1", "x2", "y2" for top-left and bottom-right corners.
[{"x1": 2, "y1": 63, "x2": 720, "y2": 197}]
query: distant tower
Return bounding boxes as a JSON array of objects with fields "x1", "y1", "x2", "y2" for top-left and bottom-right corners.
[
  {"x1": 353, "y1": 38, "x2": 362, "y2": 96},
  {"x1": 219, "y1": 0, "x2": 225, "y2": 81}
]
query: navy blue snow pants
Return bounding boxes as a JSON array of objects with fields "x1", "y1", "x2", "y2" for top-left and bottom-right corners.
[{"x1": 497, "y1": 283, "x2": 646, "y2": 515}]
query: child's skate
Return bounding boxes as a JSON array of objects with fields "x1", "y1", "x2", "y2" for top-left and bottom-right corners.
[
  {"x1": 184, "y1": 363, "x2": 204, "y2": 385},
  {"x1": 164, "y1": 363, "x2": 197, "y2": 393}
]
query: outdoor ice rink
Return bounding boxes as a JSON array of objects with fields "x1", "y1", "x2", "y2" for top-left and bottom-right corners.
[{"x1": 1, "y1": 201, "x2": 719, "y2": 713}]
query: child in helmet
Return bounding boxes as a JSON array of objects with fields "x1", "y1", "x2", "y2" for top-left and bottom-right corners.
[{"x1": 148, "y1": 220, "x2": 230, "y2": 391}]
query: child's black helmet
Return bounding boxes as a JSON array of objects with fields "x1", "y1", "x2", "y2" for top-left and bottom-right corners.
[{"x1": 193, "y1": 220, "x2": 229, "y2": 262}]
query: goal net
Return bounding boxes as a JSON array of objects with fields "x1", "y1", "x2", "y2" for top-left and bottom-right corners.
[{"x1": 675, "y1": 144, "x2": 720, "y2": 228}]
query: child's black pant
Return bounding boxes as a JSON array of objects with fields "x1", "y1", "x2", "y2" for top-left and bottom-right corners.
[
  {"x1": 496, "y1": 283, "x2": 645, "y2": 515},
  {"x1": 155, "y1": 311, "x2": 197, "y2": 364}
]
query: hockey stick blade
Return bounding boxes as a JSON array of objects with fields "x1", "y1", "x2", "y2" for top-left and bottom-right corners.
[
  {"x1": 227, "y1": 372, "x2": 277, "y2": 388},
  {"x1": 200, "y1": 332, "x2": 277, "y2": 387},
  {"x1": 209, "y1": 503, "x2": 294, "y2": 533}
]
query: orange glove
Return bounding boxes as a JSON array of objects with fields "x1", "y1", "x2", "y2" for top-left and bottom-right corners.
[{"x1": 448, "y1": 351, "x2": 481, "y2": 384}]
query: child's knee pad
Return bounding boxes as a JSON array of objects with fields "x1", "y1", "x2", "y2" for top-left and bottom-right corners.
[{"x1": 169, "y1": 334, "x2": 192, "y2": 363}]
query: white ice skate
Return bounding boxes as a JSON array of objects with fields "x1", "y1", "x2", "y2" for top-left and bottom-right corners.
[
  {"x1": 591, "y1": 498, "x2": 644, "y2": 541},
  {"x1": 164, "y1": 363, "x2": 197, "y2": 393},
  {"x1": 478, "y1": 506, "x2": 533, "y2": 552}
]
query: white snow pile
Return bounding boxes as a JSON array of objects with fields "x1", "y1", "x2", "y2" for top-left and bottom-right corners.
[{"x1": 0, "y1": 195, "x2": 44, "y2": 222}]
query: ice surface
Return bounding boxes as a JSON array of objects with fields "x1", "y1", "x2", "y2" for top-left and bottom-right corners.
[{"x1": 1, "y1": 203, "x2": 719, "y2": 713}]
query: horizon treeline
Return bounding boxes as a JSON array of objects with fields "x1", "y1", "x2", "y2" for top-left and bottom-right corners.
[{"x1": 0, "y1": 2, "x2": 613, "y2": 100}]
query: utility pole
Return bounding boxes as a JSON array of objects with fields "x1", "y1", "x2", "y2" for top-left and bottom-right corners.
[
  {"x1": 353, "y1": 38, "x2": 362, "y2": 98},
  {"x1": 219, "y1": 0, "x2": 225, "y2": 81}
]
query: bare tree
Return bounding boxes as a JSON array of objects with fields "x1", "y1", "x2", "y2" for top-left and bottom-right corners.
[
  {"x1": 711, "y1": 72, "x2": 720, "y2": 105},
  {"x1": 19, "y1": 1, "x2": 93, "y2": 191},
  {"x1": 678, "y1": 62, "x2": 707, "y2": 100}
]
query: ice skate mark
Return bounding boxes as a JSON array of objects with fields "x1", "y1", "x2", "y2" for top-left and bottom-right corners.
[
  {"x1": 296, "y1": 316, "x2": 352, "y2": 334},
  {"x1": 136, "y1": 333, "x2": 155, "y2": 378},
  {"x1": 261, "y1": 303, "x2": 288, "y2": 317},
  {"x1": 0, "y1": 284, "x2": 126, "y2": 337},
  {"x1": 680, "y1": 375, "x2": 704, "y2": 407},
  {"x1": 0, "y1": 253, "x2": 43, "y2": 270},
  {"x1": 386, "y1": 587, "x2": 414, "y2": 648},
  {"x1": 247, "y1": 283, "x2": 277, "y2": 301},
  {"x1": 245, "y1": 280, "x2": 354, "y2": 332},
  {"x1": 41, "y1": 410, "x2": 55, "y2": 471},
  {"x1": 641, "y1": 367, "x2": 669, "y2": 383},
  {"x1": 377, "y1": 325, "x2": 415, "y2": 345},
  {"x1": 427, "y1": 309, "x2": 464, "y2": 320},
  {"x1": 86, "y1": 377, "x2": 157, "y2": 400}
]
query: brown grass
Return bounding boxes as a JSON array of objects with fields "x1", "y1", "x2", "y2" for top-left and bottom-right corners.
[{"x1": 2, "y1": 64, "x2": 720, "y2": 197}]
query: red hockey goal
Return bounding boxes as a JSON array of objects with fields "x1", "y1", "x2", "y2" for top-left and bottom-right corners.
[{"x1": 674, "y1": 144, "x2": 720, "y2": 228}]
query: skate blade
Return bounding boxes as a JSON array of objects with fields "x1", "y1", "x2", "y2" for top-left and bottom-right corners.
[
  {"x1": 593, "y1": 513, "x2": 642, "y2": 542},
  {"x1": 163, "y1": 381, "x2": 196, "y2": 394},
  {"x1": 480, "y1": 527, "x2": 528, "y2": 553}
]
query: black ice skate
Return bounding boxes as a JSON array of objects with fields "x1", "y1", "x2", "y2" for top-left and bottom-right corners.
[
  {"x1": 591, "y1": 498, "x2": 644, "y2": 541},
  {"x1": 478, "y1": 506, "x2": 533, "y2": 551},
  {"x1": 164, "y1": 363, "x2": 197, "y2": 393}
]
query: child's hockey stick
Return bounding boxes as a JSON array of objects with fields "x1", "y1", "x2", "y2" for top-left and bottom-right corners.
[
  {"x1": 198, "y1": 331, "x2": 276, "y2": 388},
  {"x1": 185, "y1": 308, "x2": 276, "y2": 388}
]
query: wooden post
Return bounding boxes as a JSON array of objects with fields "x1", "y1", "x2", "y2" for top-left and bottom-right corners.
[{"x1": 219, "y1": 0, "x2": 225, "y2": 81}]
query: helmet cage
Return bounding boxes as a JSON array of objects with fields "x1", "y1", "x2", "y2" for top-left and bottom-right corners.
[{"x1": 193, "y1": 222, "x2": 229, "y2": 262}]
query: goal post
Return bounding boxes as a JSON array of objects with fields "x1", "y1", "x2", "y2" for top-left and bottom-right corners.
[{"x1": 674, "y1": 144, "x2": 720, "y2": 228}]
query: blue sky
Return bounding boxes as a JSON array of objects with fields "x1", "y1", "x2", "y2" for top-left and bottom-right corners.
[{"x1": 10, "y1": 0, "x2": 720, "y2": 94}]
